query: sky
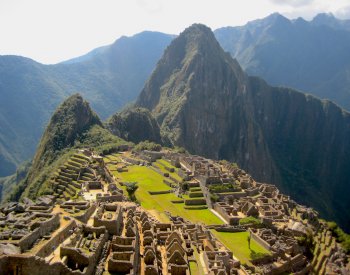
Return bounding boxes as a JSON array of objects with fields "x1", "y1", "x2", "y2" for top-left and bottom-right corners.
[{"x1": 0, "y1": 0, "x2": 349, "y2": 64}]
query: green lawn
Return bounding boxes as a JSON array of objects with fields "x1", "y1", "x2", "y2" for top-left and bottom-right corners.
[
  {"x1": 212, "y1": 231, "x2": 271, "y2": 265},
  {"x1": 117, "y1": 166, "x2": 172, "y2": 192},
  {"x1": 109, "y1": 163, "x2": 223, "y2": 225},
  {"x1": 156, "y1": 159, "x2": 183, "y2": 182}
]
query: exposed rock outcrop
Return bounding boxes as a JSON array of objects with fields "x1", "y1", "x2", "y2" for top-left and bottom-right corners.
[
  {"x1": 106, "y1": 107, "x2": 162, "y2": 144},
  {"x1": 136, "y1": 24, "x2": 350, "y2": 231}
]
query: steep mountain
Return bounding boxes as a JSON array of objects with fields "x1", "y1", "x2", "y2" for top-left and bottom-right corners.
[
  {"x1": 214, "y1": 13, "x2": 350, "y2": 111},
  {"x1": 311, "y1": 13, "x2": 350, "y2": 31},
  {"x1": 136, "y1": 24, "x2": 350, "y2": 231},
  {"x1": 106, "y1": 107, "x2": 162, "y2": 144},
  {"x1": 0, "y1": 31, "x2": 173, "y2": 177},
  {"x1": 8, "y1": 94, "x2": 126, "y2": 201},
  {"x1": 0, "y1": 161, "x2": 31, "y2": 202}
]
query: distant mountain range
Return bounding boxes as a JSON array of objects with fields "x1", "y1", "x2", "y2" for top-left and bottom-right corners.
[
  {"x1": 1, "y1": 12, "x2": 350, "y2": 181},
  {"x1": 215, "y1": 12, "x2": 350, "y2": 111},
  {"x1": 0, "y1": 32, "x2": 173, "y2": 176},
  {"x1": 135, "y1": 23, "x2": 350, "y2": 232}
]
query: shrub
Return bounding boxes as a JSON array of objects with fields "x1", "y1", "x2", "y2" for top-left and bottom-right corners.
[
  {"x1": 327, "y1": 221, "x2": 350, "y2": 253},
  {"x1": 182, "y1": 182, "x2": 189, "y2": 191},
  {"x1": 239, "y1": 216, "x2": 262, "y2": 226},
  {"x1": 125, "y1": 182, "x2": 139, "y2": 202},
  {"x1": 210, "y1": 193, "x2": 219, "y2": 203},
  {"x1": 134, "y1": 140, "x2": 162, "y2": 152}
]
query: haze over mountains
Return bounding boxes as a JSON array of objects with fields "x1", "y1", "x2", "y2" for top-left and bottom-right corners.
[
  {"x1": 215, "y1": 12, "x2": 350, "y2": 111},
  {"x1": 0, "y1": 32, "x2": 173, "y2": 176}
]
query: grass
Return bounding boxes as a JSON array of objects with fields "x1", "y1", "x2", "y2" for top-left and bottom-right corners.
[
  {"x1": 117, "y1": 166, "x2": 172, "y2": 192},
  {"x1": 191, "y1": 248, "x2": 205, "y2": 275},
  {"x1": 212, "y1": 231, "x2": 271, "y2": 265},
  {"x1": 108, "y1": 162, "x2": 223, "y2": 225},
  {"x1": 104, "y1": 153, "x2": 122, "y2": 164},
  {"x1": 156, "y1": 159, "x2": 183, "y2": 182}
]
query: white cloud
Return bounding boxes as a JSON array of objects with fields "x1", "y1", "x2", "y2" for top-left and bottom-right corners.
[
  {"x1": 0, "y1": 0, "x2": 349, "y2": 63},
  {"x1": 136, "y1": 0, "x2": 163, "y2": 14},
  {"x1": 269, "y1": 0, "x2": 314, "y2": 7},
  {"x1": 335, "y1": 5, "x2": 350, "y2": 19}
]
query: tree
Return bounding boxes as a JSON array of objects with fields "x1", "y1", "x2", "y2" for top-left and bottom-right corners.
[
  {"x1": 125, "y1": 182, "x2": 139, "y2": 201},
  {"x1": 247, "y1": 234, "x2": 251, "y2": 249}
]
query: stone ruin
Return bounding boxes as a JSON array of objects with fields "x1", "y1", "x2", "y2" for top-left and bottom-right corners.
[{"x1": 0, "y1": 149, "x2": 349, "y2": 275}]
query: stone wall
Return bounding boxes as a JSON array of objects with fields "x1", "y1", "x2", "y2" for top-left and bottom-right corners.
[
  {"x1": 93, "y1": 204, "x2": 123, "y2": 235},
  {"x1": 213, "y1": 203, "x2": 240, "y2": 225},
  {"x1": 249, "y1": 229, "x2": 271, "y2": 252},
  {"x1": 36, "y1": 220, "x2": 77, "y2": 258},
  {"x1": 184, "y1": 198, "x2": 206, "y2": 206},
  {"x1": 148, "y1": 190, "x2": 172, "y2": 195},
  {"x1": 96, "y1": 193, "x2": 123, "y2": 202},
  {"x1": 75, "y1": 204, "x2": 97, "y2": 223},
  {"x1": 0, "y1": 254, "x2": 84, "y2": 275},
  {"x1": 18, "y1": 214, "x2": 60, "y2": 252},
  {"x1": 217, "y1": 191, "x2": 246, "y2": 200},
  {"x1": 87, "y1": 181, "x2": 102, "y2": 190}
]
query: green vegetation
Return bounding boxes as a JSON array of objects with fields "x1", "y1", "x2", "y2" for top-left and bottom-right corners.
[
  {"x1": 208, "y1": 183, "x2": 241, "y2": 192},
  {"x1": 76, "y1": 125, "x2": 130, "y2": 155},
  {"x1": 173, "y1": 146, "x2": 187, "y2": 154},
  {"x1": 106, "y1": 107, "x2": 162, "y2": 144},
  {"x1": 239, "y1": 216, "x2": 262, "y2": 226},
  {"x1": 212, "y1": 231, "x2": 271, "y2": 265},
  {"x1": 125, "y1": 182, "x2": 139, "y2": 202},
  {"x1": 109, "y1": 163, "x2": 223, "y2": 225},
  {"x1": 191, "y1": 249, "x2": 205, "y2": 275},
  {"x1": 7, "y1": 125, "x2": 126, "y2": 201},
  {"x1": 210, "y1": 193, "x2": 219, "y2": 203},
  {"x1": 134, "y1": 140, "x2": 162, "y2": 152},
  {"x1": 0, "y1": 32, "x2": 172, "y2": 177},
  {"x1": 155, "y1": 159, "x2": 183, "y2": 182},
  {"x1": 328, "y1": 221, "x2": 350, "y2": 253},
  {"x1": 0, "y1": 161, "x2": 31, "y2": 202},
  {"x1": 219, "y1": 159, "x2": 238, "y2": 169},
  {"x1": 9, "y1": 102, "x2": 128, "y2": 201}
]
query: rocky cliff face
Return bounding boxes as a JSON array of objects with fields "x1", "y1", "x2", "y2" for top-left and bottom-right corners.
[
  {"x1": 136, "y1": 24, "x2": 350, "y2": 231},
  {"x1": 106, "y1": 107, "x2": 162, "y2": 144}
]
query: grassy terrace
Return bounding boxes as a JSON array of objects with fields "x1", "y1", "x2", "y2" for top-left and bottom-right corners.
[
  {"x1": 105, "y1": 158, "x2": 223, "y2": 225},
  {"x1": 105, "y1": 153, "x2": 270, "y2": 265},
  {"x1": 155, "y1": 159, "x2": 183, "y2": 182},
  {"x1": 212, "y1": 231, "x2": 271, "y2": 265}
]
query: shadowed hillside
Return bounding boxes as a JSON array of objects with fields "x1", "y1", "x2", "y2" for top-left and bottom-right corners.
[{"x1": 136, "y1": 23, "x2": 350, "y2": 231}]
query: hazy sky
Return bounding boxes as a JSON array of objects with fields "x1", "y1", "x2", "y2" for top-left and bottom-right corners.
[{"x1": 0, "y1": 0, "x2": 349, "y2": 64}]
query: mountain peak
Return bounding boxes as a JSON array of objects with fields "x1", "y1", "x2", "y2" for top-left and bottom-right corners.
[
  {"x1": 136, "y1": 23, "x2": 248, "y2": 156},
  {"x1": 182, "y1": 23, "x2": 213, "y2": 36},
  {"x1": 136, "y1": 23, "x2": 245, "y2": 112},
  {"x1": 175, "y1": 23, "x2": 220, "y2": 55},
  {"x1": 266, "y1": 12, "x2": 287, "y2": 21},
  {"x1": 32, "y1": 93, "x2": 101, "y2": 166},
  {"x1": 313, "y1": 12, "x2": 336, "y2": 22}
]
